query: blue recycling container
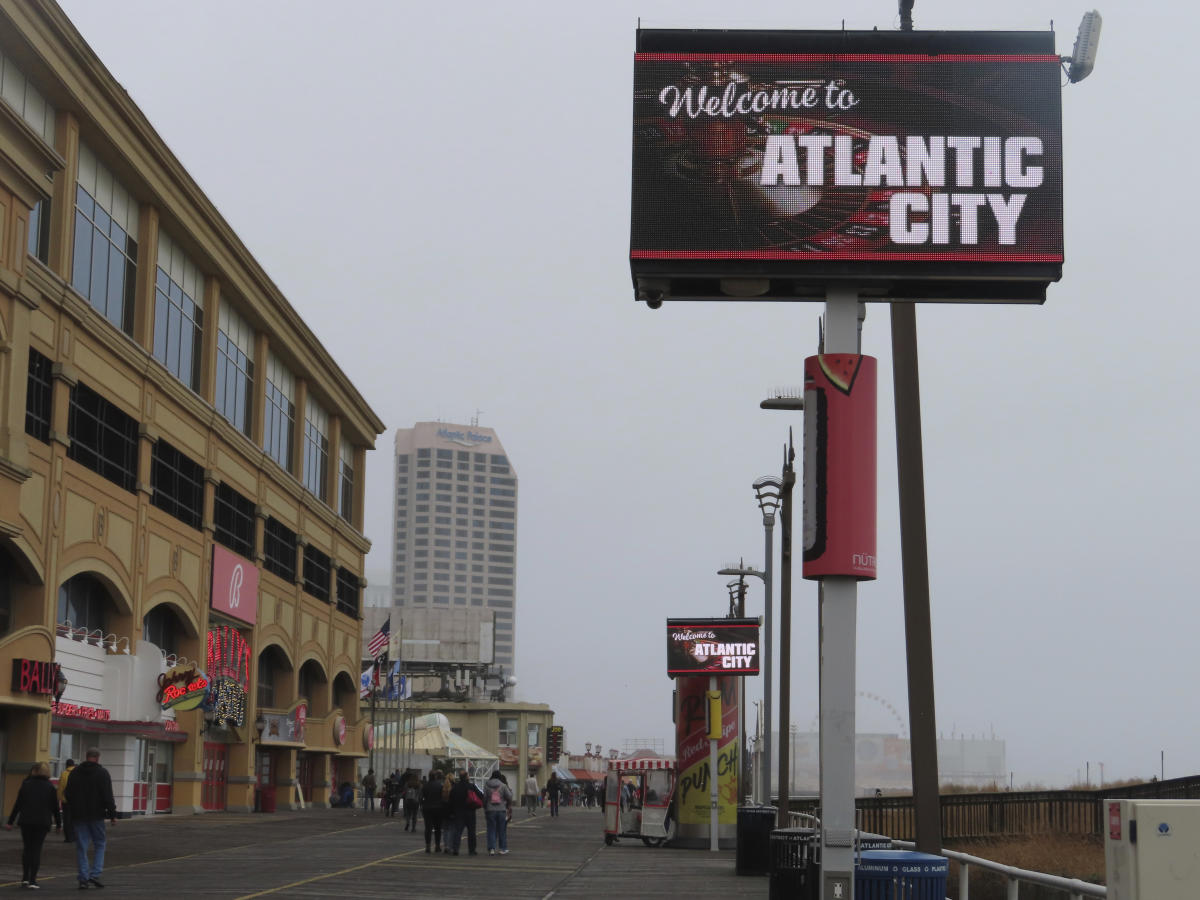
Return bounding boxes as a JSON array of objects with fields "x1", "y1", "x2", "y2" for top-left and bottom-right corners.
[{"x1": 855, "y1": 849, "x2": 948, "y2": 900}]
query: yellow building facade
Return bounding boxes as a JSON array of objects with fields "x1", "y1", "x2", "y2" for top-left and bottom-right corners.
[{"x1": 0, "y1": 1, "x2": 384, "y2": 813}]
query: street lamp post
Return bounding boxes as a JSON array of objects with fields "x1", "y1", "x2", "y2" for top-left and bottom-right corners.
[
  {"x1": 752, "y1": 477, "x2": 782, "y2": 808},
  {"x1": 719, "y1": 561, "x2": 764, "y2": 805}
]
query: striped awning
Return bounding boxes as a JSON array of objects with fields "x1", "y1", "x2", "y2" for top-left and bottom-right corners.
[{"x1": 607, "y1": 756, "x2": 676, "y2": 772}]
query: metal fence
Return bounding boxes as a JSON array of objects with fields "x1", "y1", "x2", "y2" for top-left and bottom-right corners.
[{"x1": 788, "y1": 774, "x2": 1200, "y2": 840}]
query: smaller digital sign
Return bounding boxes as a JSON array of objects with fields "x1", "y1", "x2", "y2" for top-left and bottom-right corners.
[{"x1": 667, "y1": 618, "x2": 760, "y2": 676}]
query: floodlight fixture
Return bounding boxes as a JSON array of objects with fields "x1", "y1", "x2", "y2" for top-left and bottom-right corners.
[{"x1": 1065, "y1": 10, "x2": 1102, "y2": 83}]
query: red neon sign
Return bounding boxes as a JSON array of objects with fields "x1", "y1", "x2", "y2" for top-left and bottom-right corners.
[{"x1": 12, "y1": 659, "x2": 55, "y2": 695}]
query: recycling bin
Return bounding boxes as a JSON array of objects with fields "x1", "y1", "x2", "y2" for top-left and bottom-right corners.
[{"x1": 856, "y1": 849, "x2": 948, "y2": 899}]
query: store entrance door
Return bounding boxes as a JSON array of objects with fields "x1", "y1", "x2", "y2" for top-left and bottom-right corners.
[
  {"x1": 256, "y1": 749, "x2": 275, "y2": 812},
  {"x1": 296, "y1": 752, "x2": 316, "y2": 808},
  {"x1": 202, "y1": 743, "x2": 228, "y2": 811}
]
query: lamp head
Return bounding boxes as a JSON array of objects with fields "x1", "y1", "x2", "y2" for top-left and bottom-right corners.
[{"x1": 1066, "y1": 10, "x2": 1102, "y2": 83}]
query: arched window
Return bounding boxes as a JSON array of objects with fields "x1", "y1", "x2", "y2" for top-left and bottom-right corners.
[
  {"x1": 58, "y1": 574, "x2": 110, "y2": 633},
  {"x1": 142, "y1": 604, "x2": 184, "y2": 657}
]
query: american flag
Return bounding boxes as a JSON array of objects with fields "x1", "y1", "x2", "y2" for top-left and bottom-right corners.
[{"x1": 367, "y1": 616, "x2": 390, "y2": 658}]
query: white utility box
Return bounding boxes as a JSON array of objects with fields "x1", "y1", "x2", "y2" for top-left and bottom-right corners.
[{"x1": 1105, "y1": 798, "x2": 1200, "y2": 898}]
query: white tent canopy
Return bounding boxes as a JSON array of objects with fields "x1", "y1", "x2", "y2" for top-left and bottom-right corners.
[{"x1": 375, "y1": 712, "x2": 498, "y2": 784}]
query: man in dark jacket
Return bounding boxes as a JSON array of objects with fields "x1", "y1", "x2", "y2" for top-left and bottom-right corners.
[
  {"x1": 421, "y1": 770, "x2": 445, "y2": 853},
  {"x1": 63, "y1": 747, "x2": 117, "y2": 889},
  {"x1": 446, "y1": 770, "x2": 481, "y2": 856},
  {"x1": 5, "y1": 762, "x2": 61, "y2": 888}
]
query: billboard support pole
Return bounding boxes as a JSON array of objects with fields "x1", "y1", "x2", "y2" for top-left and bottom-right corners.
[
  {"x1": 709, "y1": 675, "x2": 720, "y2": 852},
  {"x1": 818, "y1": 285, "x2": 860, "y2": 900},
  {"x1": 890, "y1": 302, "x2": 942, "y2": 854}
]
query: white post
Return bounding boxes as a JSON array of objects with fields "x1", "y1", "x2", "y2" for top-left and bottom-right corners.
[
  {"x1": 819, "y1": 285, "x2": 861, "y2": 900},
  {"x1": 710, "y1": 675, "x2": 720, "y2": 852},
  {"x1": 960, "y1": 862, "x2": 970, "y2": 899}
]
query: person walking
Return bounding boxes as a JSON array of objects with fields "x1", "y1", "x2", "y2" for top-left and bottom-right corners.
[
  {"x1": 403, "y1": 774, "x2": 421, "y2": 832},
  {"x1": 484, "y1": 770, "x2": 513, "y2": 856},
  {"x1": 421, "y1": 770, "x2": 445, "y2": 853},
  {"x1": 446, "y1": 770, "x2": 481, "y2": 856},
  {"x1": 547, "y1": 772, "x2": 562, "y2": 817},
  {"x1": 58, "y1": 758, "x2": 76, "y2": 842},
  {"x1": 362, "y1": 768, "x2": 377, "y2": 812},
  {"x1": 523, "y1": 773, "x2": 539, "y2": 817},
  {"x1": 63, "y1": 747, "x2": 117, "y2": 890},
  {"x1": 5, "y1": 762, "x2": 61, "y2": 888}
]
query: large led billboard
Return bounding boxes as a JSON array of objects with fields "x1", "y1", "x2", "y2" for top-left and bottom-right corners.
[{"x1": 631, "y1": 29, "x2": 1063, "y2": 303}]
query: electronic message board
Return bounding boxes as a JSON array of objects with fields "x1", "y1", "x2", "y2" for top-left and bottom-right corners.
[
  {"x1": 667, "y1": 618, "x2": 760, "y2": 676},
  {"x1": 631, "y1": 29, "x2": 1063, "y2": 303}
]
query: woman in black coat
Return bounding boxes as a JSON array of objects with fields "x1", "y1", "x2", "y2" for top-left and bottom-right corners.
[{"x1": 4, "y1": 762, "x2": 62, "y2": 888}]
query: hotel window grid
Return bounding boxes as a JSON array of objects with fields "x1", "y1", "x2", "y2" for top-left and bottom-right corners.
[
  {"x1": 0, "y1": 49, "x2": 55, "y2": 143},
  {"x1": 28, "y1": 199, "x2": 51, "y2": 264},
  {"x1": 153, "y1": 229, "x2": 204, "y2": 390},
  {"x1": 67, "y1": 383, "x2": 138, "y2": 493},
  {"x1": 338, "y1": 441, "x2": 354, "y2": 522},
  {"x1": 72, "y1": 144, "x2": 139, "y2": 335},
  {"x1": 213, "y1": 482, "x2": 255, "y2": 560},
  {"x1": 215, "y1": 299, "x2": 254, "y2": 436},
  {"x1": 263, "y1": 353, "x2": 295, "y2": 472},
  {"x1": 24, "y1": 348, "x2": 52, "y2": 443},
  {"x1": 303, "y1": 397, "x2": 329, "y2": 500},
  {"x1": 336, "y1": 568, "x2": 360, "y2": 618},
  {"x1": 150, "y1": 440, "x2": 204, "y2": 530},
  {"x1": 263, "y1": 517, "x2": 297, "y2": 583},
  {"x1": 303, "y1": 545, "x2": 331, "y2": 603}
]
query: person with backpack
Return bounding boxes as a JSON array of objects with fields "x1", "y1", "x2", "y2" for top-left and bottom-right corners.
[
  {"x1": 403, "y1": 774, "x2": 421, "y2": 831},
  {"x1": 421, "y1": 770, "x2": 445, "y2": 853},
  {"x1": 484, "y1": 770, "x2": 513, "y2": 855},
  {"x1": 446, "y1": 770, "x2": 482, "y2": 856}
]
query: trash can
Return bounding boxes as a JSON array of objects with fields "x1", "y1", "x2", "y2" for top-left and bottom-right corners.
[
  {"x1": 259, "y1": 785, "x2": 277, "y2": 813},
  {"x1": 768, "y1": 827, "x2": 818, "y2": 900},
  {"x1": 736, "y1": 806, "x2": 777, "y2": 875},
  {"x1": 856, "y1": 849, "x2": 948, "y2": 899}
]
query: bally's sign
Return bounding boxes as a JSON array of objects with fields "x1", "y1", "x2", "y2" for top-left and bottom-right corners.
[
  {"x1": 12, "y1": 659, "x2": 55, "y2": 695},
  {"x1": 666, "y1": 618, "x2": 761, "y2": 677},
  {"x1": 212, "y1": 544, "x2": 257, "y2": 625}
]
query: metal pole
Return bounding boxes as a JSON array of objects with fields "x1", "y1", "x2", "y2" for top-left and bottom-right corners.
[
  {"x1": 776, "y1": 439, "x2": 795, "y2": 828},
  {"x1": 710, "y1": 674, "x2": 720, "y2": 852},
  {"x1": 818, "y1": 285, "x2": 860, "y2": 900},
  {"x1": 891, "y1": 302, "x2": 942, "y2": 854},
  {"x1": 762, "y1": 515, "x2": 774, "y2": 807}
]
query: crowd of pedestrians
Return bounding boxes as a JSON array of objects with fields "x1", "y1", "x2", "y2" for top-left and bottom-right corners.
[{"x1": 356, "y1": 764, "x2": 607, "y2": 858}]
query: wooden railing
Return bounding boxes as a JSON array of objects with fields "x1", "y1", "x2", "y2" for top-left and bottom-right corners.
[{"x1": 786, "y1": 774, "x2": 1200, "y2": 840}]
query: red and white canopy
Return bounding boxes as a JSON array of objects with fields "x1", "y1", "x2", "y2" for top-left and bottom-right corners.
[{"x1": 608, "y1": 756, "x2": 676, "y2": 772}]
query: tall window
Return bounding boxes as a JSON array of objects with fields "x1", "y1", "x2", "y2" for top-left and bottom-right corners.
[
  {"x1": 335, "y1": 568, "x2": 360, "y2": 618},
  {"x1": 153, "y1": 229, "x2": 204, "y2": 391},
  {"x1": 302, "y1": 398, "x2": 328, "y2": 500},
  {"x1": 142, "y1": 604, "x2": 182, "y2": 657},
  {"x1": 263, "y1": 353, "x2": 294, "y2": 472},
  {"x1": 0, "y1": 47, "x2": 55, "y2": 143},
  {"x1": 215, "y1": 301, "x2": 254, "y2": 436},
  {"x1": 263, "y1": 517, "x2": 297, "y2": 583},
  {"x1": 302, "y1": 544, "x2": 331, "y2": 603},
  {"x1": 25, "y1": 348, "x2": 52, "y2": 443},
  {"x1": 256, "y1": 652, "x2": 276, "y2": 709},
  {"x1": 0, "y1": 550, "x2": 13, "y2": 636},
  {"x1": 338, "y1": 441, "x2": 354, "y2": 523},
  {"x1": 72, "y1": 144, "x2": 138, "y2": 335},
  {"x1": 214, "y1": 482, "x2": 255, "y2": 559},
  {"x1": 28, "y1": 199, "x2": 51, "y2": 264},
  {"x1": 67, "y1": 383, "x2": 139, "y2": 493},
  {"x1": 150, "y1": 440, "x2": 204, "y2": 530}
]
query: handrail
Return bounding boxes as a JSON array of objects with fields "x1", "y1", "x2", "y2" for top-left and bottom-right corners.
[{"x1": 785, "y1": 811, "x2": 1107, "y2": 899}]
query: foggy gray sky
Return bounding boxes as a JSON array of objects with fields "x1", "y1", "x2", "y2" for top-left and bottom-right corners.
[{"x1": 57, "y1": 0, "x2": 1198, "y2": 788}]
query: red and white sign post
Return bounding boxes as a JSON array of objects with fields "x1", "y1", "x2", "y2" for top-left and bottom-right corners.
[{"x1": 804, "y1": 289, "x2": 878, "y2": 899}]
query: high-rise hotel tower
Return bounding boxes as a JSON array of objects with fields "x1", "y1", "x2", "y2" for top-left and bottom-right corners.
[{"x1": 392, "y1": 424, "x2": 518, "y2": 673}]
